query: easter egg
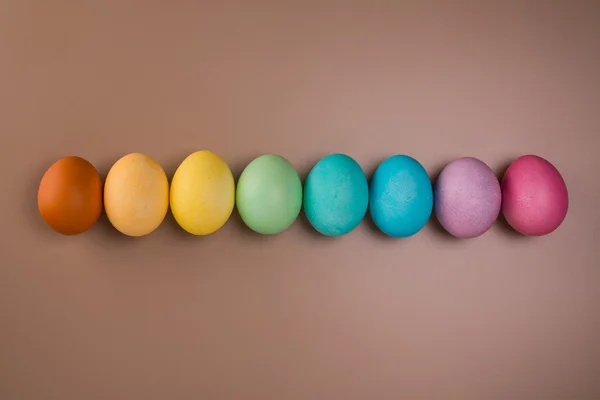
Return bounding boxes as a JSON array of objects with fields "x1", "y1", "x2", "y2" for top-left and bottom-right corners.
[
  {"x1": 37, "y1": 156, "x2": 103, "y2": 235},
  {"x1": 170, "y1": 150, "x2": 235, "y2": 235},
  {"x1": 434, "y1": 157, "x2": 501, "y2": 238},
  {"x1": 236, "y1": 154, "x2": 302, "y2": 235},
  {"x1": 104, "y1": 153, "x2": 169, "y2": 237},
  {"x1": 303, "y1": 154, "x2": 368, "y2": 236},
  {"x1": 369, "y1": 155, "x2": 433, "y2": 238},
  {"x1": 501, "y1": 155, "x2": 568, "y2": 236}
]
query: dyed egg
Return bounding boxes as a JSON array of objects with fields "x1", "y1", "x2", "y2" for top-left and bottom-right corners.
[
  {"x1": 236, "y1": 154, "x2": 302, "y2": 234},
  {"x1": 170, "y1": 150, "x2": 235, "y2": 235},
  {"x1": 304, "y1": 154, "x2": 368, "y2": 236},
  {"x1": 434, "y1": 157, "x2": 501, "y2": 238},
  {"x1": 104, "y1": 153, "x2": 169, "y2": 237},
  {"x1": 501, "y1": 155, "x2": 568, "y2": 236},
  {"x1": 369, "y1": 155, "x2": 433, "y2": 238},
  {"x1": 37, "y1": 156, "x2": 103, "y2": 235}
]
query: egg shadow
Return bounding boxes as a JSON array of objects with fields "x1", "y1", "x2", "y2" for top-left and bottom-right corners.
[
  {"x1": 229, "y1": 207, "x2": 282, "y2": 243},
  {"x1": 363, "y1": 155, "x2": 388, "y2": 182},
  {"x1": 426, "y1": 214, "x2": 460, "y2": 242},
  {"x1": 297, "y1": 154, "x2": 329, "y2": 180},
  {"x1": 296, "y1": 210, "x2": 344, "y2": 242},
  {"x1": 228, "y1": 154, "x2": 281, "y2": 241},
  {"x1": 88, "y1": 156, "x2": 158, "y2": 247},
  {"x1": 162, "y1": 153, "x2": 187, "y2": 182},
  {"x1": 361, "y1": 156, "x2": 391, "y2": 240},
  {"x1": 361, "y1": 210, "x2": 397, "y2": 240},
  {"x1": 25, "y1": 157, "x2": 80, "y2": 242},
  {"x1": 494, "y1": 158, "x2": 516, "y2": 183},
  {"x1": 230, "y1": 154, "x2": 260, "y2": 181},
  {"x1": 25, "y1": 160, "x2": 54, "y2": 226},
  {"x1": 496, "y1": 215, "x2": 525, "y2": 242},
  {"x1": 424, "y1": 160, "x2": 461, "y2": 242},
  {"x1": 493, "y1": 213, "x2": 526, "y2": 240},
  {"x1": 429, "y1": 160, "x2": 484, "y2": 242},
  {"x1": 296, "y1": 155, "x2": 327, "y2": 240},
  {"x1": 160, "y1": 208, "x2": 203, "y2": 241},
  {"x1": 492, "y1": 157, "x2": 527, "y2": 240},
  {"x1": 95, "y1": 152, "x2": 125, "y2": 180},
  {"x1": 91, "y1": 212, "x2": 144, "y2": 247}
]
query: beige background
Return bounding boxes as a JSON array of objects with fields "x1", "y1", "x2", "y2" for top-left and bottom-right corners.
[{"x1": 1, "y1": 1, "x2": 599, "y2": 399}]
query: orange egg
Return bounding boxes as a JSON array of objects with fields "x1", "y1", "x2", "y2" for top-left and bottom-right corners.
[{"x1": 37, "y1": 156, "x2": 103, "y2": 235}]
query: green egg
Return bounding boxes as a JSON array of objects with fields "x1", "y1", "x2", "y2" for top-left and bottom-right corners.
[{"x1": 236, "y1": 154, "x2": 302, "y2": 234}]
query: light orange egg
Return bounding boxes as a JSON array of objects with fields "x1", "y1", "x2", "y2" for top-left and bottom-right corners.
[
  {"x1": 37, "y1": 156, "x2": 103, "y2": 235},
  {"x1": 103, "y1": 153, "x2": 169, "y2": 237}
]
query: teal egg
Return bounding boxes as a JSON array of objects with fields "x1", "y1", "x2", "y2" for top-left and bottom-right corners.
[
  {"x1": 236, "y1": 154, "x2": 302, "y2": 235},
  {"x1": 369, "y1": 155, "x2": 433, "y2": 238},
  {"x1": 304, "y1": 154, "x2": 369, "y2": 236}
]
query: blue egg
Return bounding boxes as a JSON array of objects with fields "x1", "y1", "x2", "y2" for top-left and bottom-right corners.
[
  {"x1": 369, "y1": 155, "x2": 433, "y2": 238},
  {"x1": 304, "y1": 154, "x2": 369, "y2": 236}
]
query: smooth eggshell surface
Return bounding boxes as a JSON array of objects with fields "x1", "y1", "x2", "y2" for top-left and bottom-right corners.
[
  {"x1": 501, "y1": 155, "x2": 568, "y2": 236},
  {"x1": 236, "y1": 154, "x2": 302, "y2": 235},
  {"x1": 303, "y1": 153, "x2": 369, "y2": 236},
  {"x1": 37, "y1": 156, "x2": 103, "y2": 235},
  {"x1": 434, "y1": 157, "x2": 501, "y2": 238},
  {"x1": 170, "y1": 150, "x2": 235, "y2": 235},
  {"x1": 369, "y1": 155, "x2": 433, "y2": 238},
  {"x1": 104, "y1": 153, "x2": 169, "y2": 237}
]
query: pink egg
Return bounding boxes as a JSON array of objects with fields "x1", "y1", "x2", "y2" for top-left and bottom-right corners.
[
  {"x1": 434, "y1": 157, "x2": 502, "y2": 238},
  {"x1": 501, "y1": 155, "x2": 568, "y2": 236}
]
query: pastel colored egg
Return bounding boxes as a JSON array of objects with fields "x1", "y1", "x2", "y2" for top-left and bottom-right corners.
[
  {"x1": 104, "y1": 153, "x2": 169, "y2": 237},
  {"x1": 170, "y1": 150, "x2": 235, "y2": 235},
  {"x1": 303, "y1": 154, "x2": 368, "y2": 236},
  {"x1": 369, "y1": 155, "x2": 433, "y2": 238},
  {"x1": 236, "y1": 154, "x2": 302, "y2": 235},
  {"x1": 434, "y1": 157, "x2": 501, "y2": 238},
  {"x1": 501, "y1": 155, "x2": 568, "y2": 236},
  {"x1": 37, "y1": 156, "x2": 103, "y2": 235}
]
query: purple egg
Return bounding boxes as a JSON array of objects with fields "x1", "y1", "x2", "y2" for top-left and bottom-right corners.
[{"x1": 434, "y1": 157, "x2": 501, "y2": 238}]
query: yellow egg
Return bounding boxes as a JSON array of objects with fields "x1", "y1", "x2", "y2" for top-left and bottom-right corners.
[
  {"x1": 104, "y1": 153, "x2": 169, "y2": 237},
  {"x1": 170, "y1": 150, "x2": 235, "y2": 235}
]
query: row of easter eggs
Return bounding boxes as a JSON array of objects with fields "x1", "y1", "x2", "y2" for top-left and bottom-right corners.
[{"x1": 37, "y1": 151, "x2": 569, "y2": 238}]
